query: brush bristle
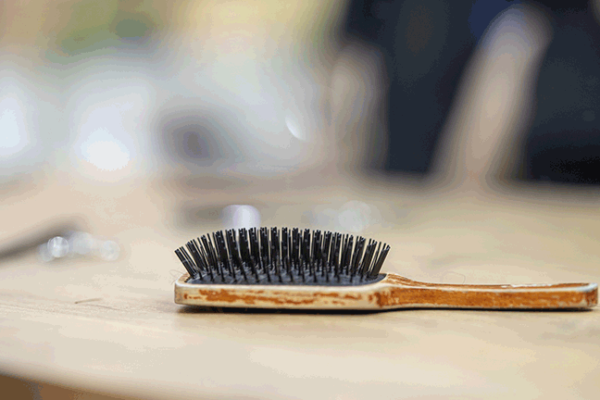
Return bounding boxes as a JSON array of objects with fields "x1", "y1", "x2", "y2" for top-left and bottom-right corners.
[{"x1": 174, "y1": 227, "x2": 390, "y2": 286}]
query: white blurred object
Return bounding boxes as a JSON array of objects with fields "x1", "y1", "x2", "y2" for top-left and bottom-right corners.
[
  {"x1": 222, "y1": 205, "x2": 261, "y2": 230},
  {"x1": 285, "y1": 111, "x2": 309, "y2": 142},
  {"x1": 71, "y1": 232, "x2": 95, "y2": 256},
  {"x1": 161, "y1": 37, "x2": 331, "y2": 176},
  {"x1": 47, "y1": 236, "x2": 69, "y2": 259},
  {"x1": 99, "y1": 240, "x2": 121, "y2": 262},
  {"x1": 338, "y1": 201, "x2": 377, "y2": 233},
  {"x1": 37, "y1": 243, "x2": 54, "y2": 263},
  {"x1": 307, "y1": 201, "x2": 383, "y2": 233},
  {"x1": 38, "y1": 231, "x2": 121, "y2": 263},
  {"x1": 80, "y1": 129, "x2": 131, "y2": 171},
  {"x1": 0, "y1": 96, "x2": 30, "y2": 157},
  {"x1": 66, "y1": 63, "x2": 156, "y2": 179},
  {"x1": 0, "y1": 65, "x2": 47, "y2": 181}
]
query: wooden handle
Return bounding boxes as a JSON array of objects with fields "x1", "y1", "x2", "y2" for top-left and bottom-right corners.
[{"x1": 382, "y1": 275, "x2": 598, "y2": 309}]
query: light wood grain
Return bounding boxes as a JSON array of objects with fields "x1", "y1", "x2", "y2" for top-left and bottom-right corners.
[{"x1": 1, "y1": 173, "x2": 600, "y2": 400}]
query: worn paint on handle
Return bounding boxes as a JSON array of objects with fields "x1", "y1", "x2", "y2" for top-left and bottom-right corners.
[{"x1": 174, "y1": 273, "x2": 598, "y2": 310}]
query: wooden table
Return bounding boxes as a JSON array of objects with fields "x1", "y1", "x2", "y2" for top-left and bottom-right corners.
[{"x1": 1, "y1": 172, "x2": 599, "y2": 399}]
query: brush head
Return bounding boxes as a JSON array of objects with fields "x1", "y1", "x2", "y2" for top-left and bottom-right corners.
[{"x1": 175, "y1": 227, "x2": 390, "y2": 286}]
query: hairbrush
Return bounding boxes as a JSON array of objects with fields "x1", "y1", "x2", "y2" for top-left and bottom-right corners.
[{"x1": 174, "y1": 227, "x2": 597, "y2": 310}]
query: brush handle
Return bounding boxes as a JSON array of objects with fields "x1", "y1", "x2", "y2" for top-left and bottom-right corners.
[{"x1": 383, "y1": 274, "x2": 598, "y2": 309}]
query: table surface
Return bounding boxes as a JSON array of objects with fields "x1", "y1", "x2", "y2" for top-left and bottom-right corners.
[{"x1": 1, "y1": 172, "x2": 599, "y2": 400}]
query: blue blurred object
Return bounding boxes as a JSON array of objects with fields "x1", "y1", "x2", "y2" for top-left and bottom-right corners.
[
  {"x1": 524, "y1": 4, "x2": 600, "y2": 184},
  {"x1": 469, "y1": 0, "x2": 516, "y2": 40},
  {"x1": 344, "y1": 0, "x2": 600, "y2": 184},
  {"x1": 345, "y1": 0, "x2": 478, "y2": 174}
]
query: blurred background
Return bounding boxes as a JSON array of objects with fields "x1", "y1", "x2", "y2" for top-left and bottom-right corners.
[
  {"x1": 2, "y1": 0, "x2": 600, "y2": 398},
  {"x1": 1, "y1": 0, "x2": 599, "y2": 191},
  {"x1": 0, "y1": 0, "x2": 598, "y2": 185}
]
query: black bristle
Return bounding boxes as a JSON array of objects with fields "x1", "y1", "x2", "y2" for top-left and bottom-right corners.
[
  {"x1": 281, "y1": 227, "x2": 291, "y2": 278},
  {"x1": 331, "y1": 233, "x2": 341, "y2": 278},
  {"x1": 358, "y1": 239, "x2": 376, "y2": 277},
  {"x1": 175, "y1": 248, "x2": 199, "y2": 280},
  {"x1": 350, "y1": 237, "x2": 365, "y2": 276},
  {"x1": 341, "y1": 235, "x2": 353, "y2": 275},
  {"x1": 185, "y1": 240, "x2": 202, "y2": 274},
  {"x1": 174, "y1": 227, "x2": 389, "y2": 286},
  {"x1": 292, "y1": 228, "x2": 301, "y2": 276},
  {"x1": 369, "y1": 243, "x2": 390, "y2": 278}
]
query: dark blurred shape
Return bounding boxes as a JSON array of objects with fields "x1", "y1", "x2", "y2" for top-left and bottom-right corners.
[
  {"x1": 0, "y1": 218, "x2": 84, "y2": 263},
  {"x1": 524, "y1": 4, "x2": 600, "y2": 184},
  {"x1": 345, "y1": 0, "x2": 600, "y2": 184},
  {"x1": 111, "y1": 12, "x2": 154, "y2": 42},
  {"x1": 469, "y1": 0, "x2": 515, "y2": 39},
  {"x1": 157, "y1": 107, "x2": 237, "y2": 168},
  {"x1": 345, "y1": 0, "x2": 486, "y2": 174}
]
